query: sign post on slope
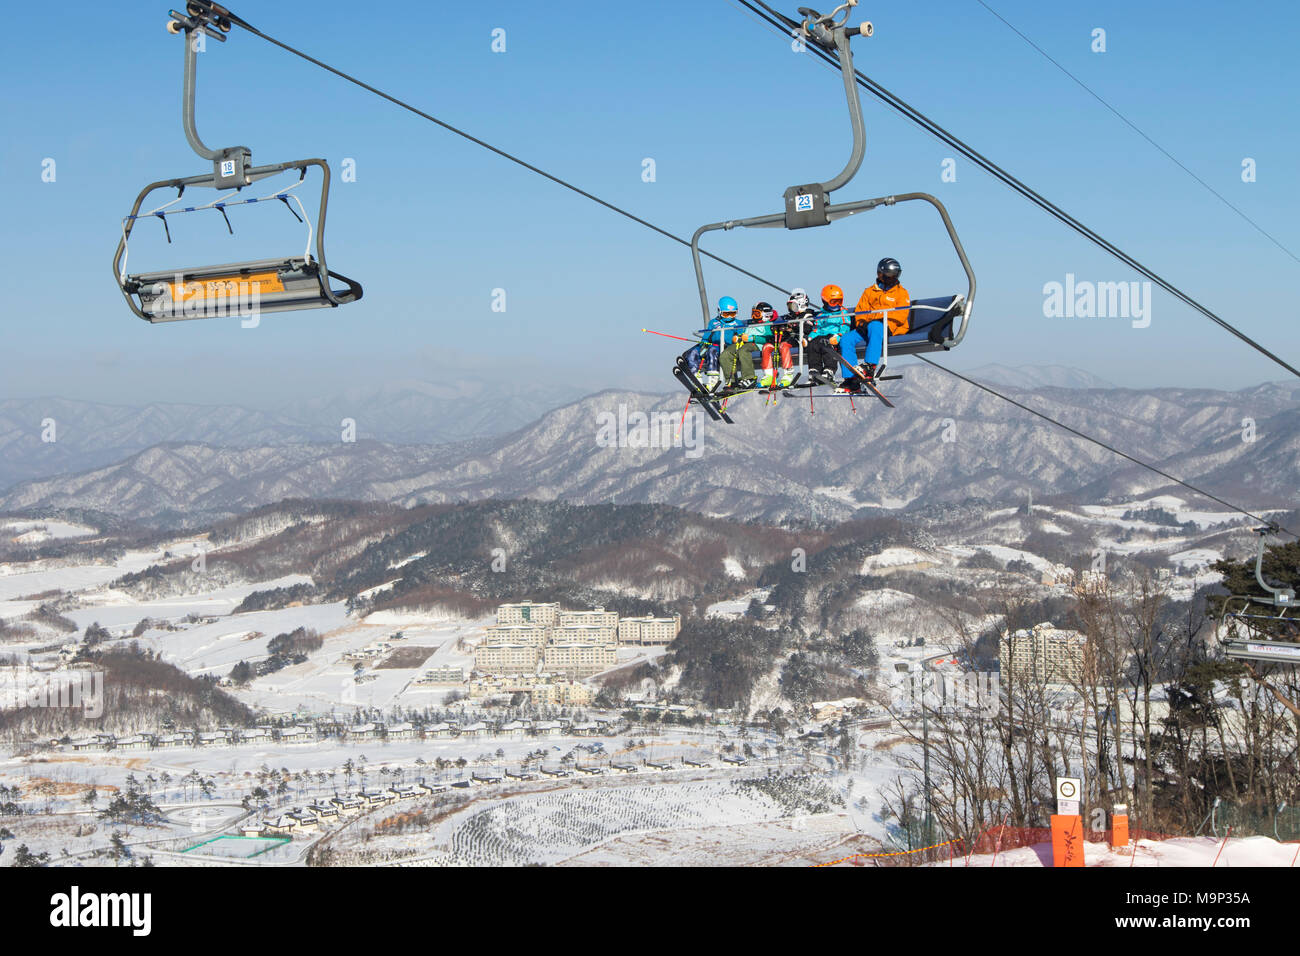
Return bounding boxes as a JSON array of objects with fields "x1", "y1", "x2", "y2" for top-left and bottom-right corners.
[{"x1": 1051, "y1": 776, "x2": 1085, "y2": 867}]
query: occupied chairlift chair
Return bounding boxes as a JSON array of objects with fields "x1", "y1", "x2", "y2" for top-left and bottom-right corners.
[
  {"x1": 113, "y1": 1, "x2": 361, "y2": 322},
  {"x1": 1218, "y1": 526, "x2": 1299, "y2": 665},
  {"x1": 688, "y1": 1, "x2": 975, "y2": 380}
]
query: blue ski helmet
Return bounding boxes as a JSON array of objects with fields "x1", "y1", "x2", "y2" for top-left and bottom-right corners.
[{"x1": 717, "y1": 296, "x2": 739, "y2": 316}]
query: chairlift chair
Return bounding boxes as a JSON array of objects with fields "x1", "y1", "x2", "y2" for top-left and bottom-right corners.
[
  {"x1": 113, "y1": 1, "x2": 361, "y2": 323},
  {"x1": 686, "y1": 2, "x2": 975, "y2": 389},
  {"x1": 1218, "y1": 525, "x2": 1298, "y2": 665}
]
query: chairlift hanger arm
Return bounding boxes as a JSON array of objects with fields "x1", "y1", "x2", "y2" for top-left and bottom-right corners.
[
  {"x1": 793, "y1": 4, "x2": 871, "y2": 197},
  {"x1": 169, "y1": 3, "x2": 253, "y2": 188},
  {"x1": 1251, "y1": 525, "x2": 1296, "y2": 606}
]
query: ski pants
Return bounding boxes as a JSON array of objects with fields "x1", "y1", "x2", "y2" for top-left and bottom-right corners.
[
  {"x1": 761, "y1": 341, "x2": 792, "y2": 370},
  {"x1": 840, "y1": 320, "x2": 883, "y2": 369},
  {"x1": 805, "y1": 335, "x2": 841, "y2": 374},
  {"x1": 682, "y1": 343, "x2": 719, "y2": 373},
  {"x1": 720, "y1": 342, "x2": 756, "y2": 382}
]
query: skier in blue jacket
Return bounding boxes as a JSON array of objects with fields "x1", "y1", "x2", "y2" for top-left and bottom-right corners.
[
  {"x1": 682, "y1": 296, "x2": 741, "y2": 391},
  {"x1": 802, "y1": 284, "x2": 850, "y2": 384}
]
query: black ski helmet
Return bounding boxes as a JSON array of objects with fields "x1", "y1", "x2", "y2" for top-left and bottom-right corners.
[
  {"x1": 752, "y1": 301, "x2": 774, "y2": 320},
  {"x1": 877, "y1": 257, "x2": 902, "y2": 279}
]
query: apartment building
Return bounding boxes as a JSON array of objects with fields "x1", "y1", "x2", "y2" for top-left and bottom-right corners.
[
  {"x1": 496, "y1": 601, "x2": 560, "y2": 626},
  {"x1": 417, "y1": 664, "x2": 465, "y2": 685},
  {"x1": 1000, "y1": 622, "x2": 1086, "y2": 685},
  {"x1": 474, "y1": 643, "x2": 541, "y2": 675},
  {"x1": 528, "y1": 679, "x2": 594, "y2": 707},
  {"x1": 550, "y1": 622, "x2": 617, "y2": 646},
  {"x1": 484, "y1": 623, "x2": 551, "y2": 647},
  {"x1": 543, "y1": 643, "x2": 617, "y2": 679},
  {"x1": 617, "y1": 614, "x2": 682, "y2": 646},
  {"x1": 559, "y1": 608, "x2": 619, "y2": 629}
]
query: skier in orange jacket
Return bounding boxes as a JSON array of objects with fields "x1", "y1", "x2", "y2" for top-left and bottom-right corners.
[{"x1": 838, "y1": 257, "x2": 909, "y2": 393}]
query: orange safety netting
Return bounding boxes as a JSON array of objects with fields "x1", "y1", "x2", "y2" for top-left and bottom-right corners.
[{"x1": 815, "y1": 823, "x2": 1187, "y2": 867}]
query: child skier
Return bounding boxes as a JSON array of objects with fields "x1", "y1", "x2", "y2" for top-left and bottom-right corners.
[
  {"x1": 682, "y1": 295, "x2": 741, "y2": 391},
  {"x1": 748, "y1": 300, "x2": 795, "y2": 388},
  {"x1": 803, "y1": 284, "x2": 850, "y2": 385},
  {"x1": 780, "y1": 288, "x2": 818, "y2": 387},
  {"x1": 720, "y1": 301, "x2": 762, "y2": 389}
]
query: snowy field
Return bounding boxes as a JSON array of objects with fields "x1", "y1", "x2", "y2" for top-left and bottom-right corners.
[
  {"x1": 66, "y1": 574, "x2": 315, "y2": 631},
  {"x1": 1081, "y1": 495, "x2": 1247, "y2": 531},
  {"x1": 859, "y1": 547, "x2": 936, "y2": 573},
  {"x1": 951, "y1": 835, "x2": 1299, "y2": 868},
  {"x1": 1, "y1": 520, "x2": 96, "y2": 542},
  {"x1": 558, "y1": 812, "x2": 878, "y2": 866},
  {"x1": 706, "y1": 588, "x2": 770, "y2": 618},
  {"x1": 345, "y1": 770, "x2": 877, "y2": 867}
]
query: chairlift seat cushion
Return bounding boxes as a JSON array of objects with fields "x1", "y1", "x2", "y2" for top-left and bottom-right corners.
[
  {"x1": 888, "y1": 294, "x2": 962, "y2": 353},
  {"x1": 127, "y1": 256, "x2": 361, "y2": 322}
]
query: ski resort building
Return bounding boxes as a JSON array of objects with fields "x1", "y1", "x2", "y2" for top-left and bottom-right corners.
[
  {"x1": 467, "y1": 673, "x2": 593, "y2": 706},
  {"x1": 484, "y1": 623, "x2": 552, "y2": 646},
  {"x1": 1000, "y1": 623, "x2": 1087, "y2": 685},
  {"x1": 527, "y1": 680, "x2": 593, "y2": 707},
  {"x1": 492, "y1": 602, "x2": 679, "y2": 648},
  {"x1": 474, "y1": 643, "x2": 542, "y2": 674},
  {"x1": 550, "y1": 622, "x2": 618, "y2": 645},
  {"x1": 542, "y1": 643, "x2": 617, "y2": 678},
  {"x1": 617, "y1": 614, "x2": 682, "y2": 645},
  {"x1": 479, "y1": 602, "x2": 675, "y2": 677},
  {"x1": 559, "y1": 607, "x2": 619, "y2": 629},
  {"x1": 496, "y1": 602, "x2": 560, "y2": 626},
  {"x1": 416, "y1": 665, "x2": 466, "y2": 685}
]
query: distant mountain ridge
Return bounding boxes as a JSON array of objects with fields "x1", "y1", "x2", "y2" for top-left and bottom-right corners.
[
  {"x1": 961, "y1": 363, "x2": 1116, "y2": 390},
  {"x1": 2, "y1": 367, "x2": 1294, "y2": 526},
  {"x1": 0, "y1": 379, "x2": 586, "y2": 490}
]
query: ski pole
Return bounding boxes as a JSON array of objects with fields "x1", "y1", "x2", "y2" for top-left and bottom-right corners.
[{"x1": 643, "y1": 328, "x2": 701, "y2": 344}]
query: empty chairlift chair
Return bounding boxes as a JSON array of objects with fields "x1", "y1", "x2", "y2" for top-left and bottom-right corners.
[{"x1": 113, "y1": 2, "x2": 361, "y2": 323}]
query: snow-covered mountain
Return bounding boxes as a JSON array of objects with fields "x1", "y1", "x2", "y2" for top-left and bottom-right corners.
[
  {"x1": 0, "y1": 379, "x2": 585, "y2": 490},
  {"x1": 2, "y1": 367, "x2": 1294, "y2": 526},
  {"x1": 961, "y1": 363, "x2": 1117, "y2": 390}
]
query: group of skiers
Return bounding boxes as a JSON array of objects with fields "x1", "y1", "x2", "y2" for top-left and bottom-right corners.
[{"x1": 682, "y1": 257, "x2": 911, "y2": 394}]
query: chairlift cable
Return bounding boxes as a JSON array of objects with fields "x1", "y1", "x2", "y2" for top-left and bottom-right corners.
[
  {"x1": 972, "y1": 0, "x2": 1300, "y2": 267},
  {"x1": 913, "y1": 354, "x2": 1298, "y2": 539},
  {"x1": 734, "y1": 0, "x2": 1300, "y2": 381},
  {"x1": 210, "y1": 4, "x2": 790, "y2": 296}
]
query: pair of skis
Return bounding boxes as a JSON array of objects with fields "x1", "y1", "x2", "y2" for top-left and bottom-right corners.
[
  {"x1": 674, "y1": 359, "x2": 805, "y2": 421},
  {"x1": 674, "y1": 359, "x2": 733, "y2": 423},
  {"x1": 718, "y1": 371, "x2": 802, "y2": 404},
  {"x1": 833, "y1": 354, "x2": 896, "y2": 407},
  {"x1": 675, "y1": 355, "x2": 896, "y2": 421},
  {"x1": 778, "y1": 357, "x2": 897, "y2": 407}
]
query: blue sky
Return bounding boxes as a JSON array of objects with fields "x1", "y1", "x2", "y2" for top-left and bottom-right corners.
[{"x1": 2, "y1": 0, "x2": 1298, "y2": 408}]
